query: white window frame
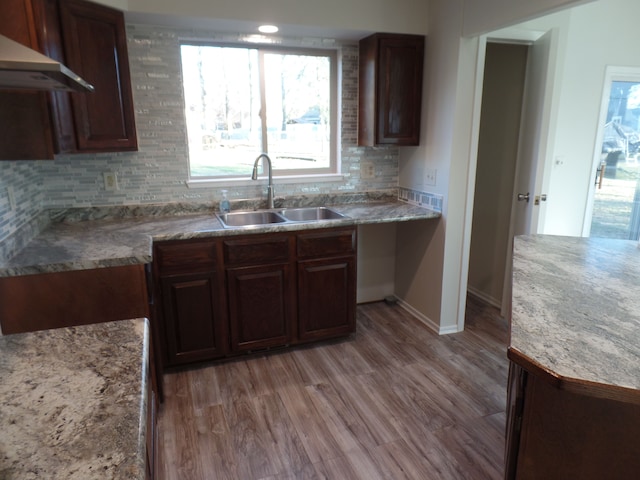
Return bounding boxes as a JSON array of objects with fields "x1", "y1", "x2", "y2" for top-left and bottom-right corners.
[{"x1": 181, "y1": 42, "x2": 341, "y2": 187}]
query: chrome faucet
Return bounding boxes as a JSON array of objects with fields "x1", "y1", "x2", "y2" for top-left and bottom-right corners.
[{"x1": 251, "y1": 153, "x2": 275, "y2": 209}]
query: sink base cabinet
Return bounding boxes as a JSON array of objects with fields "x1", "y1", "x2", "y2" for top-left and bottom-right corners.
[
  {"x1": 227, "y1": 264, "x2": 293, "y2": 352},
  {"x1": 505, "y1": 362, "x2": 640, "y2": 480},
  {"x1": 154, "y1": 227, "x2": 357, "y2": 368},
  {"x1": 223, "y1": 233, "x2": 295, "y2": 353}
]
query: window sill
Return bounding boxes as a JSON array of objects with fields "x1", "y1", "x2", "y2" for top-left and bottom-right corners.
[{"x1": 186, "y1": 173, "x2": 346, "y2": 189}]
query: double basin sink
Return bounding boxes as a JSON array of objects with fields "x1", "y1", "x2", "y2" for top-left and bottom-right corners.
[{"x1": 216, "y1": 206, "x2": 347, "y2": 229}]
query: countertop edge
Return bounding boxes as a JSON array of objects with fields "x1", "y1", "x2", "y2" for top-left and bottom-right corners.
[
  {"x1": 0, "y1": 201, "x2": 440, "y2": 277},
  {"x1": 508, "y1": 346, "x2": 640, "y2": 406}
]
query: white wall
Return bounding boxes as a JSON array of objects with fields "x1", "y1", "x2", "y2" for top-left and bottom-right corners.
[
  {"x1": 396, "y1": 0, "x2": 595, "y2": 332},
  {"x1": 543, "y1": 0, "x2": 640, "y2": 236},
  {"x1": 95, "y1": 0, "x2": 428, "y2": 37},
  {"x1": 462, "y1": 0, "x2": 594, "y2": 36}
]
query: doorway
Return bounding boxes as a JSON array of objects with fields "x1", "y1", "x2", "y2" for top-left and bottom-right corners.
[
  {"x1": 589, "y1": 76, "x2": 640, "y2": 241},
  {"x1": 468, "y1": 42, "x2": 529, "y2": 309}
]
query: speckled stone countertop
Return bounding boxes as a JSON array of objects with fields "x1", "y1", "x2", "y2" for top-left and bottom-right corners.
[
  {"x1": 0, "y1": 197, "x2": 439, "y2": 277},
  {"x1": 510, "y1": 235, "x2": 640, "y2": 401},
  {"x1": 0, "y1": 319, "x2": 150, "y2": 479}
]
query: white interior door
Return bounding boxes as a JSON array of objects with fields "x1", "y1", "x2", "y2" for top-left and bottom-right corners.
[{"x1": 501, "y1": 29, "x2": 557, "y2": 316}]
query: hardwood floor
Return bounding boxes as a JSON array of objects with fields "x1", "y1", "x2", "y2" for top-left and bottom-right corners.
[{"x1": 157, "y1": 296, "x2": 509, "y2": 479}]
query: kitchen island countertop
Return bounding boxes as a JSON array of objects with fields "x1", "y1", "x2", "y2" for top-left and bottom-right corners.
[
  {"x1": 509, "y1": 234, "x2": 640, "y2": 402},
  {"x1": 0, "y1": 319, "x2": 150, "y2": 479},
  {"x1": 0, "y1": 199, "x2": 440, "y2": 277}
]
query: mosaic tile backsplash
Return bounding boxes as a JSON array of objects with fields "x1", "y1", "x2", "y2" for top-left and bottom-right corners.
[
  {"x1": 398, "y1": 187, "x2": 443, "y2": 213},
  {"x1": 0, "y1": 23, "x2": 402, "y2": 256}
]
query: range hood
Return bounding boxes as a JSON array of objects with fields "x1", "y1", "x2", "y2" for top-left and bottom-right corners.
[{"x1": 0, "y1": 34, "x2": 94, "y2": 93}]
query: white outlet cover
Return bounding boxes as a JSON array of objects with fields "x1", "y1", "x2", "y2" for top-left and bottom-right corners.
[
  {"x1": 361, "y1": 162, "x2": 375, "y2": 179},
  {"x1": 103, "y1": 172, "x2": 118, "y2": 191}
]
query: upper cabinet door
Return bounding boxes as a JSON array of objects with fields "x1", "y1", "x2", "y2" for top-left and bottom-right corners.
[
  {"x1": 58, "y1": 0, "x2": 137, "y2": 152},
  {"x1": 358, "y1": 33, "x2": 425, "y2": 146},
  {"x1": 0, "y1": 0, "x2": 55, "y2": 160}
]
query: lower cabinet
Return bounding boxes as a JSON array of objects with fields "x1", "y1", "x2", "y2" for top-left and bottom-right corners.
[
  {"x1": 505, "y1": 361, "x2": 640, "y2": 480},
  {"x1": 0, "y1": 264, "x2": 149, "y2": 334},
  {"x1": 297, "y1": 228, "x2": 357, "y2": 342},
  {"x1": 160, "y1": 271, "x2": 227, "y2": 364},
  {"x1": 298, "y1": 256, "x2": 356, "y2": 342},
  {"x1": 146, "y1": 366, "x2": 158, "y2": 480},
  {"x1": 153, "y1": 239, "x2": 227, "y2": 367},
  {"x1": 154, "y1": 227, "x2": 357, "y2": 368},
  {"x1": 227, "y1": 264, "x2": 292, "y2": 352}
]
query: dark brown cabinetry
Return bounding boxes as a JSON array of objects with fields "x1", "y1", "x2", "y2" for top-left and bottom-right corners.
[
  {"x1": 0, "y1": 264, "x2": 149, "y2": 333},
  {"x1": 154, "y1": 239, "x2": 227, "y2": 366},
  {"x1": 297, "y1": 228, "x2": 356, "y2": 342},
  {"x1": 223, "y1": 234, "x2": 294, "y2": 352},
  {"x1": 0, "y1": 0, "x2": 137, "y2": 160},
  {"x1": 153, "y1": 227, "x2": 357, "y2": 368},
  {"x1": 505, "y1": 361, "x2": 640, "y2": 480},
  {"x1": 0, "y1": 263, "x2": 162, "y2": 403},
  {"x1": 146, "y1": 363, "x2": 158, "y2": 480},
  {"x1": 358, "y1": 33, "x2": 425, "y2": 146}
]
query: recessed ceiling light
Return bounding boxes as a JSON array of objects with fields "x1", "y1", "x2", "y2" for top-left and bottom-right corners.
[{"x1": 258, "y1": 25, "x2": 279, "y2": 34}]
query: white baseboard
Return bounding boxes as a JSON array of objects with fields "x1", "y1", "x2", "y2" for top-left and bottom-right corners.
[
  {"x1": 467, "y1": 286, "x2": 501, "y2": 309},
  {"x1": 396, "y1": 298, "x2": 460, "y2": 335}
]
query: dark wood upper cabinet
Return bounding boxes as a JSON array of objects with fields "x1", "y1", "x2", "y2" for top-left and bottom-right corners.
[
  {"x1": 358, "y1": 33, "x2": 425, "y2": 146},
  {"x1": 0, "y1": 0, "x2": 55, "y2": 159},
  {"x1": 0, "y1": 0, "x2": 137, "y2": 160},
  {"x1": 58, "y1": 0, "x2": 137, "y2": 152}
]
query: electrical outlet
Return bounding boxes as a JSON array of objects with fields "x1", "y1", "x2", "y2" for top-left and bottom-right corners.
[
  {"x1": 103, "y1": 172, "x2": 118, "y2": 191},
  {"x1": 361, "y1": 162, "x2": 375, "y2": 179},
  {"x1": 7, "y1": 186, "x2": 16, "y2": 211},
  {"x1": 425, "y1": 168, "x2": 437, "y2": 186}
]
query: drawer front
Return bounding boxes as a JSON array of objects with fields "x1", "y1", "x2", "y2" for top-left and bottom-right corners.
[
  {"x1": 155, "y1": 240, "x2": 217, "y2": 271},
  {"x1": 297, "y1": 228, "x2": 356, "y2": 259},
  {"x1": 223, "y1": 234, "x2": 291, "y2": 266}
]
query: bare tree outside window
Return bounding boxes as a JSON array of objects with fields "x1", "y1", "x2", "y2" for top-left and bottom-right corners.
[{"x1": 181, "y1": 44, "x2": 336, "y2": 178}]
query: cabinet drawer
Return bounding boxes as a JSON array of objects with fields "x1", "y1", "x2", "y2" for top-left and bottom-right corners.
[
  {"x1": 155, "y1": 240, "x2": 217, "y2": 271},
  {"x1": 223, "y1": 235, "x2": 291, "y2": 266},
  {"x1": 297, "y1": 228, "x2": 356, "y2": 259}
]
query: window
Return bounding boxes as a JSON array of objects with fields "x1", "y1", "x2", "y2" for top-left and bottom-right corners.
[
  {"x1": 180, "y1": 43, "x2": 337, "y2": 179},
  {"x1": 590, "y1": 76, "x2": 640, "y2": 240}
]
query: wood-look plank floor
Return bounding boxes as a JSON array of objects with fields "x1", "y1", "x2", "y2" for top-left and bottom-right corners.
[{"x1": 157, "y1": 296, "x2": 509, "y2": 479}]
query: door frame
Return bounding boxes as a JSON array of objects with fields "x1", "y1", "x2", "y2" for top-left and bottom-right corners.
[
  {"x1": 582, "y1": 66, "x2": 640, "y2": 237},
  {"x1": 459, "y1": 25, "x2": 562, "y2": 326}
]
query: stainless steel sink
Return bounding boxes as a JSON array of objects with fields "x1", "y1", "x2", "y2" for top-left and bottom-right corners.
[
  {"x1": 216, "y1": 207, "x2": 347, "y2": 228},
  {"x1": 216, "y1": 210, "x2": 287, "y2": 228},
  {"x1": 278, "y1": 207, "x2": 345, "y2": 222}
]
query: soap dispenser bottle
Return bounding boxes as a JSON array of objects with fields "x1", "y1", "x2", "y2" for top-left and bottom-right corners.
[{"x1": 219, "y1": 189, "x2": 231, "y2": 213}]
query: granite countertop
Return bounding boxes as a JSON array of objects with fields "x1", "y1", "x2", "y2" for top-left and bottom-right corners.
[
  {"x1": 509, "y1": 234, "x2": 640, "y2": 402},
  {"x1": 0, "y1": 199, "x2": 440, "y2": 277},
  {"x1": 0, "y1": 319, "x2": 150, "y2": 479}
]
